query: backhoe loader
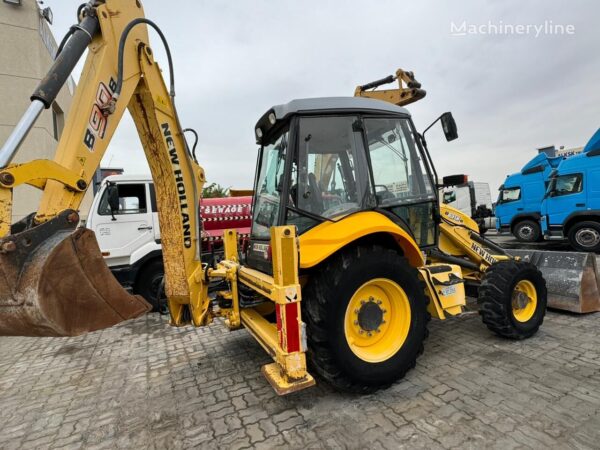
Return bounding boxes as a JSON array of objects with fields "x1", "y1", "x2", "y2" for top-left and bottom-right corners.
[{"x1": 0, "y1": 0, "x2": 548, "y2": 395}]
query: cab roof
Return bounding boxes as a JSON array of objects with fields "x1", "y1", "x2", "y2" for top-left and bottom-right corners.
[
  {"x1": 255, "y1": 96, "x2": 411, "y2": 144},
  {"x1": 103, "y1": 174, "x2": 151, "y2": 183}
]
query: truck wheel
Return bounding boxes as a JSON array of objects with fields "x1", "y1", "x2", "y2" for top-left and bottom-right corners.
[
  {"x1": 134, "y1": 260, "x2": 165, "y2": 312},
  {"x1": 513, "y1": 220, "x2": 541, "y2": 242},
  {"x1": 303, "y1": 245, "x2": 428, "y2": 393},
  {"x1": 478, "y1": 260, "x2": 546, "y2": 340},
  {"x1": 568, "y1": 221, "x2": 600, "y2": 253}
]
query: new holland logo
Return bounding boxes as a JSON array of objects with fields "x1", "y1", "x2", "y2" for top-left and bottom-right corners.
[
  {"x1": 162, "y1": 122, "x2": 192, "y2": 249},
  {"x1": 470, "y1": 242, "x2": 497, "y2": 265}
]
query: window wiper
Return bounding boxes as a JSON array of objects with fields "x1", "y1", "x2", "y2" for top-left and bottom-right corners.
[{"x1": 377, "y1": 138, "x2": 407, "y2": 162}]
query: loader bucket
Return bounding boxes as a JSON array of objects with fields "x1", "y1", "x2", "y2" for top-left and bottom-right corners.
[
  {"x1": 0, "y1": 210, "x2": 151, "y2": 337},
  {"x1": 507, "y1": 249, "x2": 600, "y2": 313}
]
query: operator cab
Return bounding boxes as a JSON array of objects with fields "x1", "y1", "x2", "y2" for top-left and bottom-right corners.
[{"x1": 247, "y1": 97, "x2": 439, "y2": 273}]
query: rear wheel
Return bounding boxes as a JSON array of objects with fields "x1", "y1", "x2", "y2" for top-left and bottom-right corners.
[
  {"x1": 303, "y1": 245, "x2": 428, "y2": 393},
  {"x1": 513, "y1": 220, "x2": 541, "y2": 242},
  {"x1": 134, "y1": 260, "x2": 165, "y2": 312},
  {"x1": 478, "y1": 260, "x2": 546, "y2": 339},
  {"x1": 568, "y1": 221, "x2": 600, "y2": 252}
]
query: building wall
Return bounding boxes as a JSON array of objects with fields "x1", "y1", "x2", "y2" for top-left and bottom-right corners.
[
  {"x1": 538, "y1": 145, "x2": 584, "y2": 158},
  {"x1": 0, "y1": 0, "x2": 94, "y2": 222}
]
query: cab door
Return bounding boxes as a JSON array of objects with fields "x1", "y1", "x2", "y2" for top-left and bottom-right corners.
[
  {"x1": 546, "y1": 172, "x2": 585, "y2": 226},
  {"x1": 495, "y1": 185, "x2": 521, "y2": 229},
  {"x1": 92, "y1": 182, "x2": 154, "y2": 265}
]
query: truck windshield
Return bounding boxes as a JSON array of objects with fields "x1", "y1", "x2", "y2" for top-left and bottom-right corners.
[
  {"x1": 547, "y1": 173, "x2": 583, "y2": 197},
  {"x1": 500, "y1": 187, "x2": 521, "y2": 203},
  {"x1": 251, "y1": 128, "x2": 289, "y2": 240},
  {"x1": 443, "y1": 191, "x2": 456, "y2": 204}
]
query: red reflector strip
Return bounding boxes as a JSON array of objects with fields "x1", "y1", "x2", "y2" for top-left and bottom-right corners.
[{"x1": 284, "y1": 303, "x2": 300, "y2": 353}]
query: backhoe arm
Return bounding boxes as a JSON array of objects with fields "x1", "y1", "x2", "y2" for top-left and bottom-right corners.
[
  {"x1": 354, "y1": 68, "x2": 426, "y2": 107},
  {"x1": 0, "y1": 0, "x2": 206, "y2": 335}
]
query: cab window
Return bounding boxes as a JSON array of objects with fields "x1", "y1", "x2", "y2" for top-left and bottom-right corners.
[
  {"x1": 500, "y1": 187, "x2": 521, "y2": 203},
  {"x1": 251, "y1": 128, "x2": 289, "y2": 239},
  {"x1": 443, "y1": 191, "x2": 456, "y2": 204},
  {"x1": 98, "y1": 183, "x2": 147, "y2": 215},
  {"x1": 287, "y1": 116, "x2": 373, "y2": 233},
  {"x1": 365, "y1": 117, "x2": 434, "y2": 206},
  {"x1": 365, "y1": 117, "x2": 436, "y2": 247},
  {"x1": 548, "y1": 173, "x2": 583, "y2": 197}
]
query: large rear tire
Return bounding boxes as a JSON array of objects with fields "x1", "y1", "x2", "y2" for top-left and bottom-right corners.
[
  {"x1": 303, "y1": 245, "x2": 428, "y2": 393},
  {"x1": 478, "y1": 260, "x2": 546, "y2": 339}
]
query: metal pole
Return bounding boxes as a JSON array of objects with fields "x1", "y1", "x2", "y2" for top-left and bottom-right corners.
[{"x1": 0, "y1": 100, "x2": 45, "y2": 168}]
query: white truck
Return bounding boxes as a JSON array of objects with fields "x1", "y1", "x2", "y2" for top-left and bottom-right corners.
[
  {"x1": 442, "y1": 180, "x2": 496, "y2": 233},
  {"x1": 86, "y1": 175, "x2": 252, "y2": 310}
]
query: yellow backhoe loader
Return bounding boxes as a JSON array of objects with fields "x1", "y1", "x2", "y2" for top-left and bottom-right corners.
[{"x1": 0, "y1": 1, "x2": 548, "y2": 395}]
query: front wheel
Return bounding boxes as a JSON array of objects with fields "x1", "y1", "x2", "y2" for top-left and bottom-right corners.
[
  {"x1": 303, "y1": 245, "x2": 429, "y2": 394},
  {"x1": 513, "y1": 220, "x2": 541, "y2": 242},
  {"x1": 478, "y1": 260, "x2": 547, "y2": 339},
  {"x1": 567, "y1": 221, "x2": 600, "y2": 252}
]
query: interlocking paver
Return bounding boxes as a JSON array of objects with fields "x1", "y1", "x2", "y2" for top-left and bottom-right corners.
[{"x1": 1, "y1": 310, "x2": 600, "y2": 449}]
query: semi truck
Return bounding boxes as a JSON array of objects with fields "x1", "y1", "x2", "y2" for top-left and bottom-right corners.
[
  {"x1": 442, "y1": 179, "x2": 495, "y2": 233},
  {"x1": 495, "y1": 153, "x2": 563, "y2": 241},
  {"x1": 86, "y1": 175, "x2": 252, "y2": 309},
  {"x1": 541, "y1": 128, "x2": 600, "y2": 252}
]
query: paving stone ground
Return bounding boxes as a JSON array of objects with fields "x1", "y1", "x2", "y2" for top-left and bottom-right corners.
[{"x1": 1, "y1": 310, "x2": 600, "y2": 449}]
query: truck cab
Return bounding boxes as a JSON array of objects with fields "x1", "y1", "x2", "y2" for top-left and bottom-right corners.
[
  {"x1": 87, "y1": 175, "x2": 164, "y2": 308},
  {"x1": 442, "y1": 180, "x2": 495, "y2": 233},
  {"x1": 87, "y1": 175, "x2": 252, "y2": 309},
  {"x1": 495, "y1": 153, "x2": 562, "y2": 242},
  {"x1": 541, "y1": 128, "x2": 600, "y2": 252}
]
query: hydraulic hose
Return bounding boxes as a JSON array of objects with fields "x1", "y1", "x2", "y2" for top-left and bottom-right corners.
[
  {"x1": 183, "y1": 128, "x2": 199, "y2": 163},
  {"x1": 113, "y1": 18, "x2": 175, "y2": 100}
]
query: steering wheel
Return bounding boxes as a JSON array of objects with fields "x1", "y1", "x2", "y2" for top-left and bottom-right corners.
[
  {"x1": 374, "y1": 184, "x2": 395, "y2": 202},
  {"x1": 307, "y1": 173, "x2": 324, "y2": 213}
]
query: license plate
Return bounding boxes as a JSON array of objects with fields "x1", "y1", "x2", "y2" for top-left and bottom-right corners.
[{"x1": 440, "y1": 285, "x2": 457, "y2": 296}]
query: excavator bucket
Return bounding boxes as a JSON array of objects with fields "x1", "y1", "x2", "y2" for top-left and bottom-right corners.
[
  {"x1": 0, "y1": 210, "x2": 151, "y2": 337},
  {"x1": 508, "y1": 249, "x2": 600, "y2": 313}
]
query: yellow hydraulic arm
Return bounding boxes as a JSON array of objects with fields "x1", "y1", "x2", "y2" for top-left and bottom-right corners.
[
  {"x1": 0, "y1": 0, "x2": 209, "y2": 334},
  {"x1": 354, "y1": 68, "x2": 426, "y2": 107},
  {"x1": 0, "y1": 0, "x2": 313, "y2": 395}
]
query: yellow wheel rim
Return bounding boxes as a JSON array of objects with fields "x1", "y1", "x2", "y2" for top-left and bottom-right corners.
[
  {"x1": 343, "y1": 278, "x2": 411, "y2": 363},
  {"x1": 512, "y1": 279, "x2": 538, "y2": 323}
]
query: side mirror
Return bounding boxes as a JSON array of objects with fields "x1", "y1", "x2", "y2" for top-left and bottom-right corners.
[
  {"x1": 441, "y1": 112, "x2": 458, "y2": 142},
  {"x1": 107, "y1": 184, "x2": 120, "y2": 220},
  {"x1": 442, "y1": 174, "x2": 468, "y2": 187}
]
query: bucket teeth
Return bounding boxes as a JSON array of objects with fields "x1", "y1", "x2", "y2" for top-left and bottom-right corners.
[{"x1": 0, "y1": 210, "x2": 151, "y2": 336}]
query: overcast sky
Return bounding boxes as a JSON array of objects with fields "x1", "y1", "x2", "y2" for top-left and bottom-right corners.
[{"x1": 46, "y1": 0, "x2": 599, "y2": 194}]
